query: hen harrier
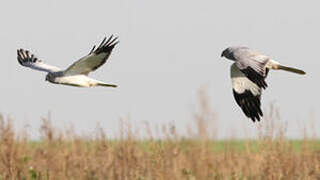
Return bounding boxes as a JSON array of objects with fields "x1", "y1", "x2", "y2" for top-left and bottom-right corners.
[
  {"x1": 17, "y1": 35, "x2": 118, "y2": 88},
  {"x1": 221, "y1": 46, "x2": 306, "y2": 122}
]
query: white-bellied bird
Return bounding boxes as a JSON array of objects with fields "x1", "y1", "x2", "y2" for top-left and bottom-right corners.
[
  {"x1": 221, "y1": 46, "x2": 306, "y2": 122},
  {"x1": 17, "y1": 35, "x2": 118, "y2": 88}
]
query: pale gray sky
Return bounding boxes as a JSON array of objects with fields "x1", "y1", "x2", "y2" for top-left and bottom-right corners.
[{"x1": 0, "y1": 0, "x2": 319, "y2": 138}]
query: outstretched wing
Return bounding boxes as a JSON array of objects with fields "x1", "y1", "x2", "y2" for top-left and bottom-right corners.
[
  {"x1": 231, "y1": 63, "x2": 263, "y2": 122},
  {"x1": 17, "y1": 49, "x2": 61, "y2": 73},
  {"x1": 233, "y1": 48, "x2": 269, "y2": 89},
  {"x1": 64, "y1": 35, "x2": 119, "y2": 75}
]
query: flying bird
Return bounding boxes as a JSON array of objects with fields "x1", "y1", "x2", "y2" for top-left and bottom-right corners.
[
  {"x1": 17, "y1": 35, "x2": 118, "y2": 88},
  {"x1": 221, "y1": 46, "x2": 306, "y2": 122}
]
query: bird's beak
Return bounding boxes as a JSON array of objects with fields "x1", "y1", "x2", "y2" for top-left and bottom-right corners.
[{"x1": 221, "y1": 53, "x2": 224, "y2": 58}]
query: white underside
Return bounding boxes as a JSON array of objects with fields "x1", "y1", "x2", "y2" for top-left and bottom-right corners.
[
  {"x1": 53, "y1": 75, "x2": 105, "y2": 87},
  {"x1": 230, "y1": 63, "x2": 261, "y2": 95}
]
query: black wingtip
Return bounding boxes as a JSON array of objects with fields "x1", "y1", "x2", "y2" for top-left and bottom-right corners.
[
  {"x1": 17, "y1": 49, "x2": 27, "y2": 65},
  {"x1": 233, "y1": 89, "x2": 263, "y2": 123},
  {"x1": 89, "y1": 45, "x2": 96, "y2": 55},
  {"x1": 17, "y1": 49, "x2": 22, "y2": 65},
  {"x1": 17, "y1": 48, "x2": 40, "y2": 65},
  {"x1": 92, "y1": 35, "x2": 119, "y2": 55}
]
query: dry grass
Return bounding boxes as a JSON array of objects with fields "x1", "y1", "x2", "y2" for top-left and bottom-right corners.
[{"x1": 0, "y1": 91, "x2": 319, "y2": 179}]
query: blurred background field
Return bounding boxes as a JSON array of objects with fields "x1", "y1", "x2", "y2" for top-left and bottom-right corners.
[{"x1": 0, "y1": 91, "x2": 319, "y2": 179}]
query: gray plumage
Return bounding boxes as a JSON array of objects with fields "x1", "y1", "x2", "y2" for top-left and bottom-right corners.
[
  {"x1": 221, "y1": 46, "x2": 306, "y2": 122},
  {"x1": 17, "y1": 35, "x2": 118, "y2": 88}
]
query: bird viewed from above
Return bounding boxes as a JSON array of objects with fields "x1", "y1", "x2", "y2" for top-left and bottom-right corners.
[
  {"x1": 221, "y1": 46, "x2": 306, "y2": 122},
  {"x1": 17, "y1": 35, "x2": 119, "y2": 88}
]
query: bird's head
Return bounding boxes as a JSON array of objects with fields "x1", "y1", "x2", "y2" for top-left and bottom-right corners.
[
  {"x1": 221, "y1": 47, "x2": 236, "y2": 61},
  {"x1": 220, "y1": 48, "x2": 229, "y2": 58},
  {"x1": 221, "y1": 46, "x2": 250, "y2": 61}
]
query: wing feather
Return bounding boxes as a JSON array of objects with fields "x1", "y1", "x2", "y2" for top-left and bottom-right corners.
[
  {"x1": 233, "y1": 48, "x2": 269, "y2": 89},
  {"x1": 240, "y1": 66, "x2": 268, "y2": 89},
  {"x1": 17, "y1": 49, "x2": 61, "y2": 73},
  {"x1": 231, "y1": 63, "x2": 263, "y2": 122},
  {"x1": 64, "y1": 35, "x2": 119, "y2": 75}
]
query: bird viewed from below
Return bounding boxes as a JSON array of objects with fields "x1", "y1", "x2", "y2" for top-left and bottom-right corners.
[
  {"x1": 221, "y1": 46, "x2": 306, "y2": 122},
  {"x1": 17, "y1": 35, "x2": 119, "y2": 88}
]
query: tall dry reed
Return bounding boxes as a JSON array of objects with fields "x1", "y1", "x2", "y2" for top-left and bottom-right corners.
[{"x1": 0, "y1": 90, "x2": 319, "y2": 179}]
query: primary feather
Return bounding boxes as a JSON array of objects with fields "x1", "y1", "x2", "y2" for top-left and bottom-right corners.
[
  {"x1": 17, "y1": 49, "x2": 61, "y2": 73},
  {"x1": 64, "y1": 35, "x2": 119, "y2": 75},
  {"x1": 231, "y1": 63, "x2": 263, "y2": 122}
]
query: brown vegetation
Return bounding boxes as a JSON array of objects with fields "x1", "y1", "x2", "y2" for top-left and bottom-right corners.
[{"x1": 0, "y1": 91, "x2": 319, "y2": 179}]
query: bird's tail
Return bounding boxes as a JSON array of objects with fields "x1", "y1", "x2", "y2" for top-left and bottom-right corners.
[
  {"x1": 97, "y1": 83, "x2": 117, "y2": 88},
  {"x1": 266, "y1": 60, "x2": 306, "y2": 75},
  {"x1": 276, "y1": 65, "x2": 306, "y2": 75}
]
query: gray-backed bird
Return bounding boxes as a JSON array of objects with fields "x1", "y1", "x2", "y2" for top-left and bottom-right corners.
[{"x1": 221, "y1": 46, "x2": 306, "y2": 122}]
